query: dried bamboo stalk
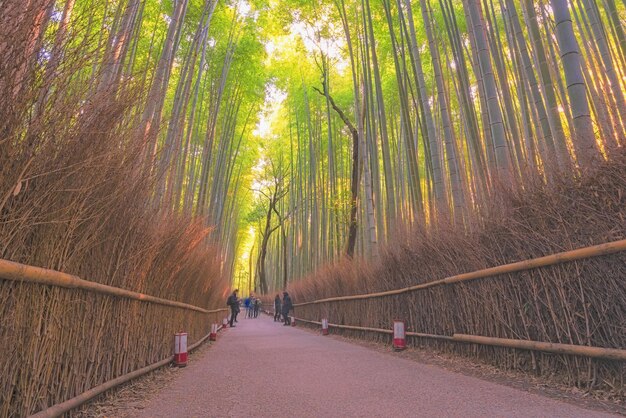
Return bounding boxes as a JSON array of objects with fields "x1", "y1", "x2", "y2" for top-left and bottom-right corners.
[
  {"x1": 405, "y1": 332, "x2": 454, "y2": 341},
  {"x1": 330, "y1": 324, "x2": 392, "y2": 333},
  {"x1": 29, "y1": 325, "x2": 225, "y2": 418},
  {"x1": 0, "y1": 258, "x2": 227, "y2": 314},
  {"x1": 29, "y1": 356, "x2": 175, "y2": 418},
  {"x1": 294, "y1": 239, "x2": 626, "y2": 306}
]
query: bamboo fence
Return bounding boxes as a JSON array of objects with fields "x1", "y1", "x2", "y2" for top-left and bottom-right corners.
[
  {"x1": 29, "y1": 325, "x2": 225, "y2": 418},
  {"x1": 3, "y1": 239, "x2": 626, "y2": 415},
  {"x1": 294, "y1": 318, "x2": 626, "y2": 361},
  {"x1": 294, "y1": 239, "x2": 626, "y2": 306},
  {"x1": 0, "y1": 258, "x2": 226, "y2": 314},
  {"x1": 291, "y1": 238, "x2": 626, "y2": 390},
  {"x1": 0, "y1": 259, "x2": 228, "y2": 417}
]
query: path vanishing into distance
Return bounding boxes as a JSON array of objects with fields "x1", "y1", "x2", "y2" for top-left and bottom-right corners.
[{"x1": 134, "y1": 317, "x2": 616, "y2": 418}]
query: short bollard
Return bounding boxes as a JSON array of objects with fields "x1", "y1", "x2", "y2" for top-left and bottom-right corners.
[
  {"x1": 222, "y1": 317, "x2": 229, "y2": 328},
  {"x1": 174, "y1": 332, "x2": 188, "y2": 367},
  {"x1": 291, "y1": 316, "x2": 296, "y2": 326},
  {"x1": 393, "y1": 320, "x2": 406, "y2": 351},
  {"x1": 209, "y1": 323, "x2": 218, "y2": 341},
  {"x1": 321, "y1": 318, "x2": 329, "y2": 335}
]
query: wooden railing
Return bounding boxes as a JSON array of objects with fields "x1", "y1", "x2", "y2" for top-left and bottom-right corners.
[
  {"x1": 292, "y1": 238, "x2": 626, "y2": 362},
  {"x1": 0, "y1": 258, "x2": 227, "y2": 417},
  {"x1": 0, "y1": 258, "x2": 225, "y2": 314},
  {"x1": 29, "y1": 324, "x2": 225, "y2": 418},
  {"x1": 4, "y1": 238, "x2": 626, "y2": 416},
  {"x1": 295, "y1": 238, "x2": 626, "y2": 306}
]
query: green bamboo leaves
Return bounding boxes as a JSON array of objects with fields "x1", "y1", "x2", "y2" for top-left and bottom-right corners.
[{"x1": 246, "y1": 0, "x2": 626, "y2": 291}]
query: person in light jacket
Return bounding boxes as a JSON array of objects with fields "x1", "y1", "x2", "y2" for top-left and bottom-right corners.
[
  {"x1": 274, "y1": 294, "x2": 282, "y2": 322},
  {"x1": 282, "y1": 291, "x2": 293, "y2": 325}
]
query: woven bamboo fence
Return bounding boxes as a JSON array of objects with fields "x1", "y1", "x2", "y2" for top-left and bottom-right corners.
[
  {"x1": 291, "y1": 238, "x2": 626, "y2": 391},
  {"x1": 0, "y1": 259, "x2": 227, "y2": 417},
  {"x1": 288, "y1": 159, "x2": 626, "y2": 393}
]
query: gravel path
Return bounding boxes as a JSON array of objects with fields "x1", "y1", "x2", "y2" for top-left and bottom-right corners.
[{"x1": 135, "y1": 316, "x2": 617, "y2": 418}]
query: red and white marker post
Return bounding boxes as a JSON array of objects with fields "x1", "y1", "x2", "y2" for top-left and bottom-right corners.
[
  {"x1": 321, "y1": 318, "x2": 329, "y2": 335},
  {"x1": 291, "y1": 316, "x2": 296, "y2": 326},
  {"x1": 174, "y1": 332, "x2": 188, "y2": 367},
  {"x1": 209, "y1": 323, "x2": 218, "y2": 341},
  {"x1": 222, "y1": 317, "x2": 229, "y2": 328},
  {"x1": 392, "y1": 320, "x2": 406, "y2": 351}
]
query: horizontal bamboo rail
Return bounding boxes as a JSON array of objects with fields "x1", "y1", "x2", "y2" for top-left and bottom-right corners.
[
  {"x1": 406, "y1": 331, "x2": 454, "y2": 341},
  {"x1": 295, "y1": 318, "x2": 321, "y2": 325},
  {"x1": 0, "y1": 258, "x2": 227, "y2": 314},
  {"x1": 295, "y1": 318, "x2": 626, "y2": 361},
  {"x1": 296, "y1": 317, "x2": 393, "y2": 334},
  {"x1": 29, "y1": 325, "x2": 224, "y2": 418},
  {"x1": 295, "y1": 317, "x2": 453, "y2": 340},
  {"x1": 294, "y1": 238, "x2": 626, "y2": 307},
  {"x1": 452, "y1": 334, "x2": 626, "y2": 361}
]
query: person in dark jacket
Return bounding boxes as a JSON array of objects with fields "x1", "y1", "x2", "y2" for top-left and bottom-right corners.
[
  {"x1": 226, "y1": 289, "x2": 239, "y2": 327},
  {"x1": 253, "y1": 297, "x2": 261, "y2": 318},
  {"x1": 274, "y1": 294, "x2": 282, "y2": 322},
  {"x1": 282, "y1": 291, "x2": 293, "y2": 325}
]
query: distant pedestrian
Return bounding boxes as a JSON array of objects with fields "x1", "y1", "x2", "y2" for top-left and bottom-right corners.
[
  {"x1": 227, "y1": 289, "x2": 239, "y2": 327},
  {"x1": 244, "y1": 295, "x2": 252, "y2": 318},
  {"x1": 282, "y1": 291, "x2": 293, "y2": 325},
  {"x1": 274, "y1": 294, "x2": 282, "y2": 322},
  {"x1": 253, "y1": 298, "x2": 261, "y2": 318}
]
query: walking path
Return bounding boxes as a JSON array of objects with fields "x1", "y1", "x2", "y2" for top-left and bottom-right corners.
[{"x1": 136, "y1": 316, "x2": 616, "y2": 418}]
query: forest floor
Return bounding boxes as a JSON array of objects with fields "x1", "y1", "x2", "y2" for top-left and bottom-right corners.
[{"x1": 76, "y1": 315, "x2": 624, "y2": 417}]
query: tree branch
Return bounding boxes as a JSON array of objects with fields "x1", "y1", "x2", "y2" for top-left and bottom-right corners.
[{"x1": 313, "y1": 85, "x2": 357, "y2": 136}]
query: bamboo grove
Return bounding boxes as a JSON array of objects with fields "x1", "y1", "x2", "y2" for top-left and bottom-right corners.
[
  {"x1": 247, "y1": 0, "x2": 626, "y2": 293},
  {"x1": 0, "y1": 0, "x2": 626, "y2": 306},
  {"x1": 2, "y1": 0, "x2": 267, "y2": 281},
  {"x1": 2, "y1": 1, "x2": 625, "y2": 411},
  {"x1": 1, "y1": 1, "x2": 271, "y2": 413},
  {"x1": 4, "y1": 0, "x2": 623, "y2": 294},
  {"x1": 1, "y1": 0, "x2": 625, "y2": 411}
]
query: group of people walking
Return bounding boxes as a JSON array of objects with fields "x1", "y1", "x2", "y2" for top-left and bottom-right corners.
[
  {"x1": 225, "y1": 289, "x2": 293, "y2": 327},
  {"x1": 244, "y1": 295, "x2": 262, "y2": 318},
  {"x1": 226, "y1": 290, "x2": 264, "y2": 326},
  {"x1": 274, "y1": 291, "x2": 293, "y2": 325}
]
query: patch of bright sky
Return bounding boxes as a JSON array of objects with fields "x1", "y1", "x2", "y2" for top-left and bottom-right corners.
[
  {"x1": 233, "y1": 225, "x2": 256, "y2": 296},
  {"x1": 253, "y1": 83, "x2": 287, "y2": 139},
  {"x1": 289, "y1": 18, "x2": 348, "y2": 75},
  {"x1": 252, "y1": 3, "x2": 348, "y2": 187},
  {"x1": 250, "y1": 82, "x2": 287, "y2": 194},
  {"x1": 263, "y1": 3, "x2": 348, "y2": 75},
  {"x1": 51, "y1": 9, "x2": 63, "y2": 22},
  {"x1": 238, "y1": 82, "x2": 287, "y2": 290},
  {"x1": 236, "y1": 0, "x2": 252, "y2": 16}
]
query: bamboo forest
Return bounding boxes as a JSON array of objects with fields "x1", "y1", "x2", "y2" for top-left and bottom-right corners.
[{"x1": 1, "y1": 0, "x2": 626, "y2": 416}]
